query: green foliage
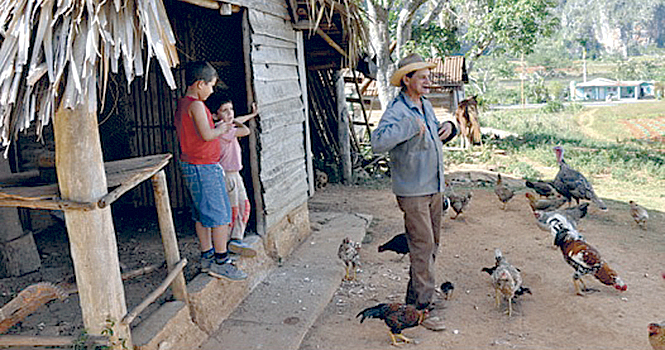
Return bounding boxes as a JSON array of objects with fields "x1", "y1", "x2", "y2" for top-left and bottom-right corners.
[
  {"x1": 542, "y1": 100, "x2": 565, "y2": 113},
  {"x1": 409, "y1": 22, "x2": 460, "y2": 58}
]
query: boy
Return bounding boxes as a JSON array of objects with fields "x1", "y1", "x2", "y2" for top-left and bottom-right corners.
[
  {"x1": 206, "y1": 92, "x2": 258, "y2": 256},
  {"x1": 174, "y1": 61, "x2": 246, "y2": 280}
]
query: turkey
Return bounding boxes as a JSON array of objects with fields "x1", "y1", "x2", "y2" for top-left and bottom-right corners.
[{"x1": 552, "y1": 146, "x2": 607, "y2": 210}]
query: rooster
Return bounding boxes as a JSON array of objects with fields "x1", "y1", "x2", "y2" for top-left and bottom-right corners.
[
  {"x1": 649, "y1": 322, "x2": 665, "y2": 350},
  {"x1": 525, "y1": 180, "x2": 556, "y2": 197},
  {"x1": 338, "y1": 237, "x2": 361, "y2": 281},
  {"x1": 549, "y1": 217, "x2": 627, "y2": 295},
  {"x1": 629, "y1": 200, "x2": 648, "y2": 230},
  {"x1": 486, "y1": 248, "x2": 525, "y2": 316},
  {"x1": 494, "y1": 173, "x2": 515, "y2": 210},
  {"x1": 552, "y1": 146, "x2": 607, "y2": 210},
  {"x1": 525, "y1": 192, "x2": 566, "y2": 212},
  {"x1": 357, "y1": 303, "x2": 428, "y2": 346}
]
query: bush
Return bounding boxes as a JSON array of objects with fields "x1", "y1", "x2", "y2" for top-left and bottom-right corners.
[{"x1": 542, "y1": 100, "x2": 565, "y2": 113}]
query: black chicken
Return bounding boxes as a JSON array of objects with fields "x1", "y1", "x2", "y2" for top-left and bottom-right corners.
[
  {"x1": 357, "y1": 303, "x2": 428, "y2": 346},
  {"x1": 440, "y1": 281, "x2": 455, "y2": 300},
  {"x1": 552, "y1": 146, "x2": 607, "y2": 210},
  {"x1": 378, "y1": 233, "x2": 409, "y2": 260}
]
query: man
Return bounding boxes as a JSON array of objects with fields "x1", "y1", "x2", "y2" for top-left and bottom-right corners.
[{"x1": 371, "y1": 53, "x2": 448, "y2": 331}]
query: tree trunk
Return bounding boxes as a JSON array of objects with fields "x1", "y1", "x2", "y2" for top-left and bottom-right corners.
[
  {"x1": 367, "y1": 1, "x2": 397, "y2": 111},
  {"x1": 54, "y1": 100, "x2": 131, "y2": 348},
  {"x1": 395, "y1": 0, "x2": 427, "y2": 58},
  {"x1": 336, "y1": 71, "x2": 352, "y2": 183},
  {"x1": 0, "y1": 159, "x2": 40, "y2": 277}
]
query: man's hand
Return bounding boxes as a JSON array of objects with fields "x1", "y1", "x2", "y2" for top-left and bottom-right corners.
[{"x1": 417, "y1": 119, "x2": 426, "y2": 136}]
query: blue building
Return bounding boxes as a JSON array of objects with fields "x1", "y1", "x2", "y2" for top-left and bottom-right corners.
[{"x1": 570, "y1": 78, "x2": 655, "y2": 101}]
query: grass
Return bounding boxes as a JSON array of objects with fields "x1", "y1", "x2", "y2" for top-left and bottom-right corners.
[{"x1": 443, "y1": 101, "x2": 665, "y2": 212}]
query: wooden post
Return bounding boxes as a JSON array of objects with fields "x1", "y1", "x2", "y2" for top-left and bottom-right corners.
[
  {"x1": 151, "y1": 170, "x2": 187, "y2": 302},
  {"x1": 336, "y1": 71, "x2": 352, "y2": 183},
  {"x1": 296, "y1": 31, "x2": 315, "y2": 196},
  {"x1": 54, "y1": 101, "x2": 131, "y2": 349},
  {"x1": 0, "y1": 159, "x2": 41, "y2": 277}
]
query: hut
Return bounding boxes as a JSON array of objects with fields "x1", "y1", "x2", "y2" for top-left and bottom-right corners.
[
  {"x1": 570, "y1": 78, "x2": 656, "y2": 101},
  {"x1": 0, "y1": 0, "x2": 366, "y2": 347}
]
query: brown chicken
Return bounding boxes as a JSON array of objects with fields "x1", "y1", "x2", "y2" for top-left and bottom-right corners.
[
  {"x1": 629, "y1": 200, "x2": 648, "y2": 230},
  {"x1": 552, "y1": 146, "x2": 607, "y2": 210},
  {"x1": 525, "y1": 180, "x2": 556, "y2": 197},
  {"x1": 494, "y1": 173, "x2": 515, "y2": 210},
  {"x1": 338, "y1": 237, "x2": 361, "y2": 281},
  {"x1": 549, "y1": 217, "x2": 627, "y2": 295},
  {"x1": 650, "y1": 321, "x2": 665, "y2": 350},
  {"x1": 357, "y1": 303, "x2": 428, "y2": 346},
  {"x1": 445, "y1": 183, "x2": 472, "y2": 219},
  {"x1": 525, "y1": 192, "x2": 566, "y2": 212}
]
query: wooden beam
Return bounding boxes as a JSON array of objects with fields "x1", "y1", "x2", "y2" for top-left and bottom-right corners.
[
  {"x1": 178, "y1": 0, "x2": 219, "y2": 9},
  {"x1": 151, "y1": 170, "x2": 188, "y2": 302},
  {"x1": 121, "y1": 258, "x2": 187, "y2": 326},
  {"x1": 316, "y1": 28, "x2": 347, "y2": 59},
  {"x1": 0, "y1": 335, "x2": 108, "y2": 347},
  {"x1": 296, "y1": 31, "x2": 315, "y2": 196},
  {"x1": 243, "y1": 9, "x2": 266, "y2": 236},
  {"x1": 0, "y1": 197, "x2": 97, "y2": 210},
  {"x1": 54, "y1": 99, "x2": 131, "y2": 348}
]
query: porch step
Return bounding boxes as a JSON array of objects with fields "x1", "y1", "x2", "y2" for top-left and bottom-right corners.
[{"x1": 198, "y1": 212, "x2": 371, "y2": 350}]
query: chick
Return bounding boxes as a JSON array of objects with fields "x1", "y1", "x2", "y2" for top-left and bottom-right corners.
[
  {"x1": 629, "y1": 200, "x2": 648, "y2": 230},
  {"x1": 440, "y1": 281, "x2": 455, "y2": 300}
]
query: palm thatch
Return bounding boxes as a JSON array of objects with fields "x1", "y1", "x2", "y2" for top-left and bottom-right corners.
[
  {"x1": 303, "y1": 0, "x2": 368, "y2": 68},
  {"x1": 0, "y1": 0, "x2": 178, "y2": 154}
]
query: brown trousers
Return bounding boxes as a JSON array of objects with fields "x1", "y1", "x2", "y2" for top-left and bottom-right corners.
[{"x1": 397, "y1": 193, "x2": 442, "y2": 309}]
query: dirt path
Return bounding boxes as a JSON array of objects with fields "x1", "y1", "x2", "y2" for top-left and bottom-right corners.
[{"x1": 301, "y1": 183, "x2": 665, "y2": 350}]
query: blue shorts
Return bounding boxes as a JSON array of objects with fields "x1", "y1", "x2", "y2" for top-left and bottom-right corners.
[{"x1": 179, "y1": 161, "x2": 232, "y2": 227}]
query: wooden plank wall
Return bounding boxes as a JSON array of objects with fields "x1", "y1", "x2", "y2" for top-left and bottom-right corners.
[{"x1": 248, "y1": 4, "x2": 309, "y2": 230}]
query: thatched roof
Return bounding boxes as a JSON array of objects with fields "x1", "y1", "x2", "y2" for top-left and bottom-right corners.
[
  {"x1": 293, "y1": 0, "x2": 368, "y2": 69},
  {"x1": 0, "y1": 0, "x2": 178, "y2": 153}
]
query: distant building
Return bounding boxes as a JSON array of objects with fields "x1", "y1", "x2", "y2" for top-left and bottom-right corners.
[{"x1": 570, "y1": 78, "x2": 655, "y2": 101}]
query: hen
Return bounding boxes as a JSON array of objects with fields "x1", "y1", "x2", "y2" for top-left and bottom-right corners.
[
  {"x1": 445, "y1": 183, "x2": 472, "y2": 219},
  {"x1": 357, "y1": 303, "x2": 428, "y2": 346},
  {"x1": 338, "y1": 237, "x2": 361, "y2": 281},
  {"x1": 649, "y1": 321, "x2": 665, "y2": 350},
  {"x1": 549, "y1": 216, "x2": 627, "y2": 295},
  {"x1": 534, "y1": 210, "x2": 584, "y2": 237},
  {"x1": 494, "y1": 173, "x2": 515, "y2": 210},
  {"x1": 525, "y1": 180, "x2": 556, "y2": 197},
  {"x1": 552, "y1": 146, "x2": 607, "y2": 210},
  {"x1": 378, "y1": 233, "x2": 408, "y2": 261},
  {"x1": 486, "y1": 248, "x2": 524, "y2": 316},
  {"x1": 525, "y1": 192, "x2": 566, "y2": 212},
  {"x1": 629, "y1": 200, "x2": 648, "y2": 230}
]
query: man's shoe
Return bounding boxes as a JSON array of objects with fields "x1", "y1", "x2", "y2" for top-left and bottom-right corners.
[
  {"x1": 228, "y1": 239, "x2": 257, "y2": 257},
  {"x1": 207, "y1": 260, "x2": 248, "y2": 280},
  {"x1": 421, "y1": 315, "x2": 446, "y2": 331},
  {"x1": 200, "y1": 256, "x2": 214, "y2": 273}
]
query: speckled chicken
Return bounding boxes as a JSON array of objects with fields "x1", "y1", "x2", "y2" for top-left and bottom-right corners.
[
  {"x1": 525, "y1": 192, "x2": 566, "y2": 212},
  {"x1": 549, "y1": 216, "x2": 627, "y2": 296},
  {"x1": 525, "y1": 180, "x2": 556, "y2": 197},
  {"x1": 338, "y1": 237, "x2": 361, "y2": 281},
  {"x1": 494, "y1": 173, "x2": 515, "y2": 210},
  {"x1": 629, "y1": 200, "x2": 648, "y2": 230},
  {"x1": 552, "y1": 146, "x2": 607, "y2": 210},
  {"x1": 357, "y1": 303, "x2": 428, "y2": 346},
  {"x1": 649, "y1": 321, "x2": 665, "y2": 350},
  {"x1": 487, "y1": 248, "x2": 524, "y2": 316}
]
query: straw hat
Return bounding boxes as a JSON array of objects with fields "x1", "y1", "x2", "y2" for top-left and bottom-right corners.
[{"x1": 390, "y1": 53, "x2": 436, "y2": 87}]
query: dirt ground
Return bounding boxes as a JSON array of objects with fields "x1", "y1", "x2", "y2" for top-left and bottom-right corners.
[
  {"x1": 1, "y1": 173, "x2": 664, "y2": 350},
  {"x1": 301, "y1": 181, "x2": 665, "y2": 350}
]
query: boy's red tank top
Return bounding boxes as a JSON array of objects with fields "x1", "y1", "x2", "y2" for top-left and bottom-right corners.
[{"x1": 175, "y1": 96, "x2": 221, "y2": 164}]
